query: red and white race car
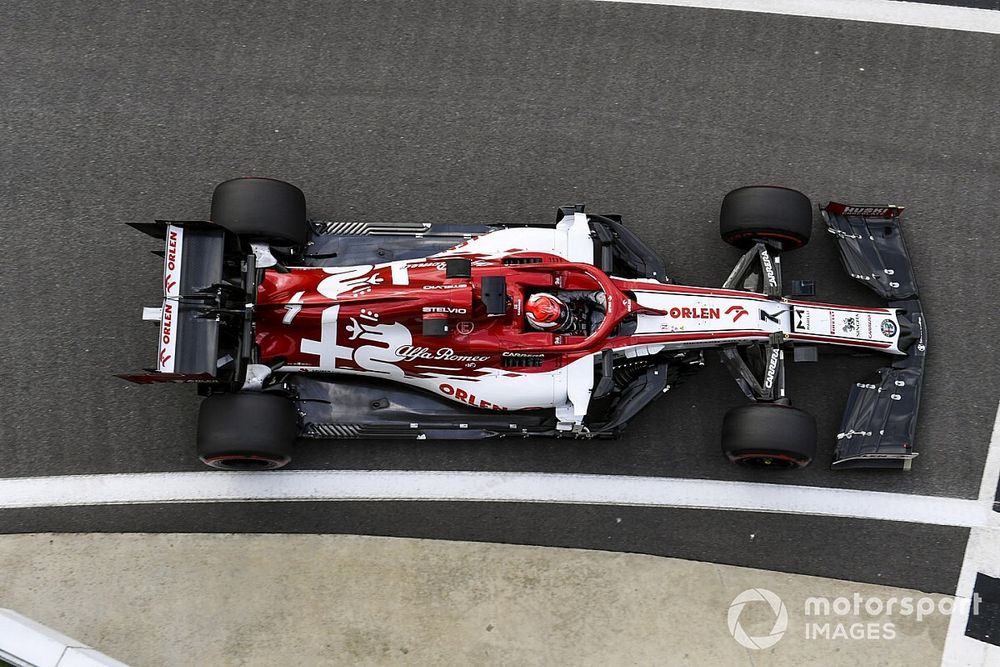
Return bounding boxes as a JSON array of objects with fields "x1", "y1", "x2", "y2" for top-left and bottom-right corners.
[{"x1": 122, "y1": 178, "x2": 926, "y2": 471}]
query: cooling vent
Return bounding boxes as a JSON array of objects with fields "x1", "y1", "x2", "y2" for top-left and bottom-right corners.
[
  {"x1": 302, "y1": 423, "x2": 428, "y2": 439},
  {"x1": 502, "y1": 257, "x2": 543, "y2": 265},
  {"x1": 501, "y1": 355, "x2": 544, "y2": 368},
  {"x1": 311, "y1": 221, "x2": 431, "y2": 236},
  {"x1": 303, "y1": 423, "x2": 363, "y2": 438}
]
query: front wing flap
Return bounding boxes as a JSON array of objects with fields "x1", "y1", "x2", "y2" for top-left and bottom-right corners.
[
  {"x1": 832, "y1": 301, "x2": 927, "y2": 469},
  {"x1": 821, "y1": 202, "x2": 918, "y2": 300}
]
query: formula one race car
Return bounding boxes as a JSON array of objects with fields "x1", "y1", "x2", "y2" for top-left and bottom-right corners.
[{"x1": 120, "y1": 178, "x2": 926, "y2": 471}]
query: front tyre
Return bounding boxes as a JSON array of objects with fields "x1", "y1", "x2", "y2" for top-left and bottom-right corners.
[
  {"x1": 720, "y1": 185, "x2": 812, "y2": 251},
  {"x1": 721, "y1": 402, "x2": 817, "y2": 469},
  {"x1": 197, "y1": 392, "x2": 297, "y2": 470}
]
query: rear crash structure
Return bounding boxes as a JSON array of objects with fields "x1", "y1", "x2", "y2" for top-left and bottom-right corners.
[{"x1": 120, "y1": 179, "x2": 926, "y2": 472}]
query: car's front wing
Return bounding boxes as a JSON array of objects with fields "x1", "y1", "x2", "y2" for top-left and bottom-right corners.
[{"x1": 822, "y1": 203, "x2": 927, "y2": 469}]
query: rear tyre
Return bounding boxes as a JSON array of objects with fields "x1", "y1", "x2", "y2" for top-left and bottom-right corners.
[
  {"x1": 210, "y1": 177, "x2": 308, "y2": 247},
  {"x1": 720, "y1": 186, "x2": 812, "y2": 251},
  {"x1": 197, "y1": 392, "x2": 297, "y2": 470},
  {"x1": 721, "y1": 402, "x2": 817, "y2": 468}
]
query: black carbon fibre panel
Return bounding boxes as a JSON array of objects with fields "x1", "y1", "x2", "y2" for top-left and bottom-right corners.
[
  {"x1": 822, "y1": 206, "x2": 918, "y2": 300},
  {"x1": 833, "y1": 303, "x2": 927, "y2": 469}
]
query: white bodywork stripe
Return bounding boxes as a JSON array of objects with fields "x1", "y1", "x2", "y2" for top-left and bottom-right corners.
[
  {"x1": 299, "y1": 304, "x2": 346, "y2": 369},
  {"x1": 557, "y1": 353, "x2": 599, "y2": 424},
  {"x1": 438, "y1": 212, "x2": 594, "y2": 264},
  {"x1": 282, "y1": 291, "x2": 306, "y2": 325},
  {"x1": 390, "y1": 261, "x2": 410, "y2": 286},
  {"x1": 592, "y1": 0, "x2": 1000, "y2": 35},
  {"x1": 564, "y1": 212, "x2": 596, "y2": 265},
  {"x1": 632, "y1": 291, "x2": 784, "y2": 336}
]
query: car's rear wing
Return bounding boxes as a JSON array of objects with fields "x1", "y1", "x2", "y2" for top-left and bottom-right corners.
[
  {"x1": 820, "y1": 203, "x2": 927, "y2": 469},
  {"x1": 117, "y1": 221, "x2": 241, "y2": 384}
]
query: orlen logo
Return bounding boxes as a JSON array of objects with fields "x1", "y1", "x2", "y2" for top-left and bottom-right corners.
[
  {"x1": 669, "y1": 305, "x2": 749, "y2": 322},
  {"x1": 725, "y1": 305, "x2": 749, "y2": 322},
  {"x1": 159, "y1": 301, "x2": 174, "y2": 367},
  {"x1": 163, "y1": 228, "x2": 181, "y2": 294},
  {"x1": 161, "y1": 301, "x2": 175, "y2": 346},
  {"x1": 669, "y1": 307, "x2": 720, "y2": 319},
  {"x1": 439, "y1": 383, "x2": 508, "y2": 411}
]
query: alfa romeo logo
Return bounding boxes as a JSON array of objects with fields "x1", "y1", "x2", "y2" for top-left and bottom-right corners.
[{"x1": 727, "y1": 588, "x2": 788, "y2": 650}]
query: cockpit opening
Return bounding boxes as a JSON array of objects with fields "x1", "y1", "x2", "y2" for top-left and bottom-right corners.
[{"x1": 525, "y1": 290, "x2": 607, "y2": 336}]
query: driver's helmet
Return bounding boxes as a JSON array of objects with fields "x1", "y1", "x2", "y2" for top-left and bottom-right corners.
[{"x1": 526, "y1": 292, "x2": 569, "y2": 331}]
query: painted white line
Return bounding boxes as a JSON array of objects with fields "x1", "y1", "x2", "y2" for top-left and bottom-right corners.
[
  {"x1": 976, "y1": 402, "x2": 1000, "y2": 506},
  {"x1": 942, "y1": 401, "x2": 1000, "y2": 666},
  {"x1": 0, "y1": 469, "x2": 992, "y2": 528},
  {"x1": 592, "y1": 0, "x2": 1000, "y2": 35}
]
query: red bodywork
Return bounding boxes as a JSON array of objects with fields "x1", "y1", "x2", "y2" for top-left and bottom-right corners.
[{"x1": 254, "y1": 253, "x2": 775, "y2": 380}]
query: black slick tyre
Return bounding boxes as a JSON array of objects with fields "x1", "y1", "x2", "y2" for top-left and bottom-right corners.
[
  {"x1": 197, "y1": 392, "x2": 297, "y2": 470},
  {"x1": 721, "y1": 402, "x2": 817, "y2": 469},
  {"x1": 210, "y1": 177, "x2": 308, "y2": 246},
  {"x1": 720, "y1": 186, "x2": 812, "y2": 251}
]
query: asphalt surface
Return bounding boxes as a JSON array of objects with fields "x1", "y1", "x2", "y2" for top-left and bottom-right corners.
[
  {"x1": 909, "y1": 0, "x2": 1000, "y2": 8},
  {"x1": 1, "y1": 1, "x2": 998, "y2": 587},
  {"x1": 0, "y1": 502, "x2": 967, "y2": 593}
]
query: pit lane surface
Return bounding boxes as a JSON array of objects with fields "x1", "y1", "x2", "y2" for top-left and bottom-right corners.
[{"x1": 1, "y1": 1, "x2": 998, "y2": 591}]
